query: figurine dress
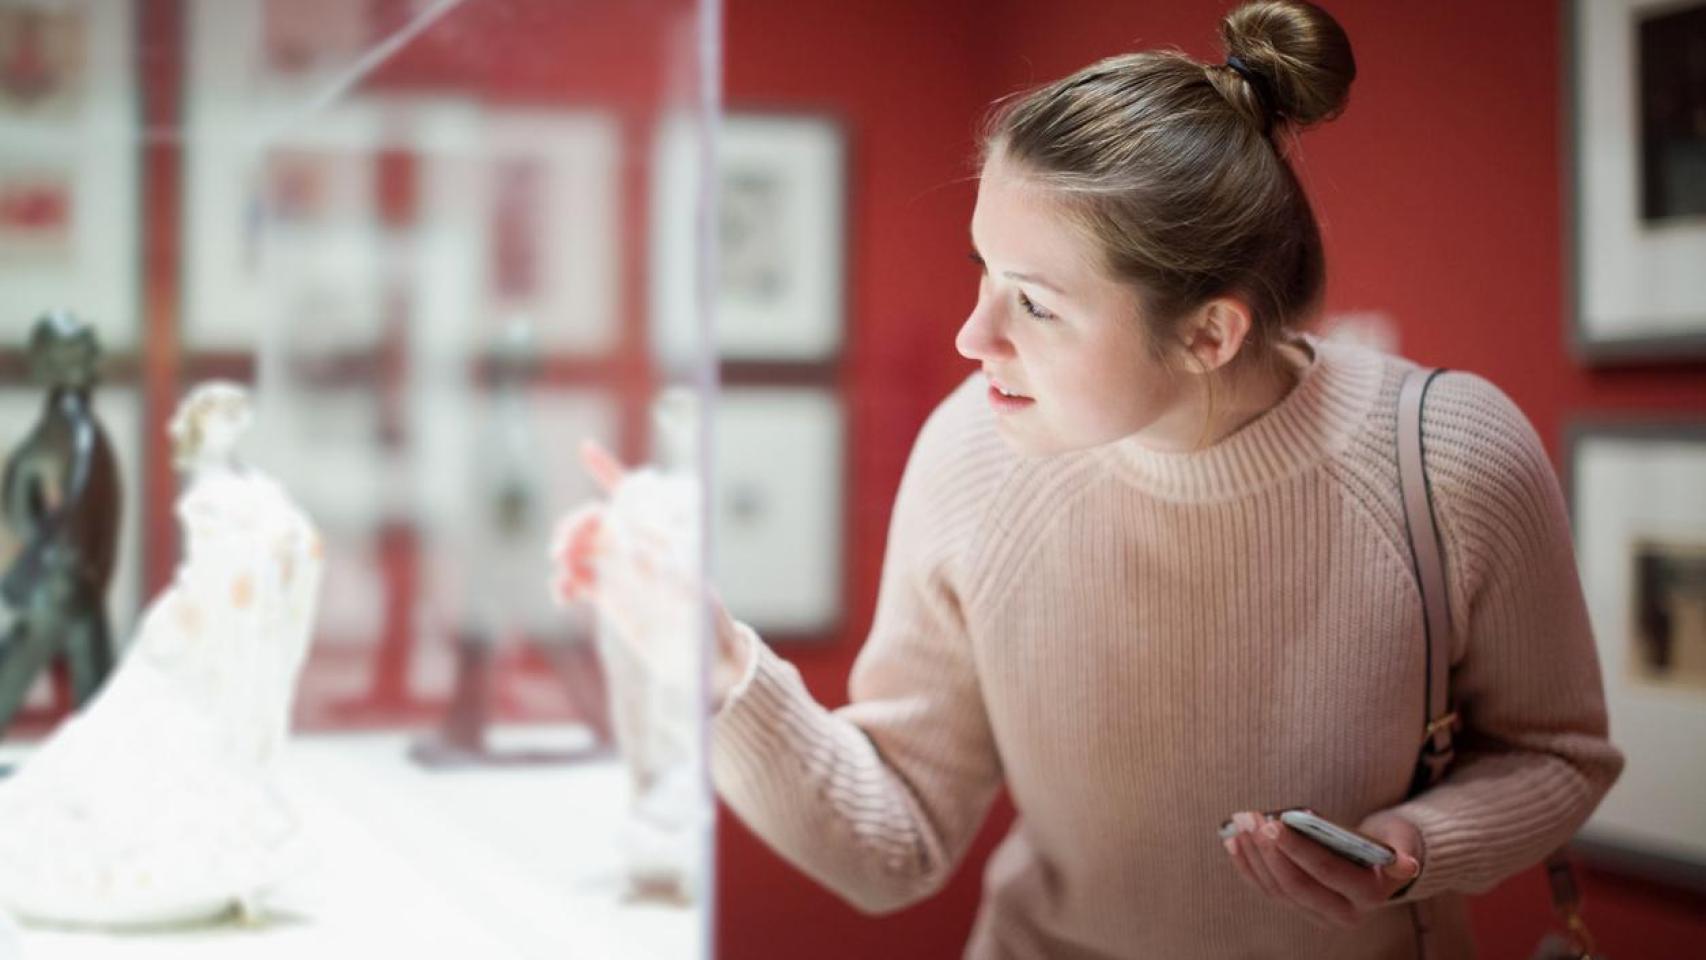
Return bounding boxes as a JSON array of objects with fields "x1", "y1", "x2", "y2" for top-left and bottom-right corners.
[{"x1": 0, "y1": 396, "x2": 322, "y2": 928}]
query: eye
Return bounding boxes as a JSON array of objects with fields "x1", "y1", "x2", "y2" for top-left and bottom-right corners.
[
  {"x1": 968, "y1": 251, "x2": 986, "y2": 272},
  {"x1": 1017, "y1": 290, "x2": 1055, "y2": 321}
]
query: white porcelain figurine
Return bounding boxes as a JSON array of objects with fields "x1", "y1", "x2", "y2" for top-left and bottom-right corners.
[
  {"x1": 551, "y1": 389, "x2": 709, "y2": 904},
  {"x1": 0, "y1": 382, "x2": 324, "y2": 928}
]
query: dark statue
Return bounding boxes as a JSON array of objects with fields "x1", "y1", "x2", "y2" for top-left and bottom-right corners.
[{"x1": 0, "y1": 311, "x2": 122, "y2": 738}]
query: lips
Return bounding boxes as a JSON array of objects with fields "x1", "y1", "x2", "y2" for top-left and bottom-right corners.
[
  {"x1": 985, "y1": 372, "x2": 1031, "y2": 400},
  {"x1": 983, "y1": 371, "x2": 1035, "y2": 413}
]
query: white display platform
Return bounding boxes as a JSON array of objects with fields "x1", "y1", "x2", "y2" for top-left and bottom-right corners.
[{"x1": 0, "y1": 727, "x2": 701, "y2": 960}]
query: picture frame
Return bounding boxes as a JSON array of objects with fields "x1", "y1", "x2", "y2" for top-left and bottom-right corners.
[
  {"x1": 184, "y1": 0, "x2": 493, "y2": 354},
  {"x1": 651, "y1": 112, "x2": 845, "y2": 367},
  {"x1": 706, "y1": 387, "x2": 844, "y2": 637},
  {"x1": 0, "y1": 0, "x2": 139, "y2": 353},
  {"x1": 183, "y1": 94, "x2": 487, "y2": 354},
  {"x1": 1567, "y1": 420, "x2": 1706, "y2": 890},
  {"x1": 1566, "y1": 0, "x2": 1706, "y2": 361},
  {"x1": 476, "y1": 110, "x2": 621, "y2": 358}
]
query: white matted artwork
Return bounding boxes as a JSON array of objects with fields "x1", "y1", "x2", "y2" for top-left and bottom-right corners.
[
  {"x1": 652, "y1": 113, "x2": 845, "y2": 367},
  {"x1": 707, "y1": 387, "x2": 842, "y2": 634},
  {"x1": 477, "y1": 111, "x2": 621, "y2": 357},
  {"x1": 0, "y1": 0, "x2": 138, "y2": 352},
  {"x1": 0, "y1": 387, "x2": 142, "y2": 643},
  {"x1": 184, "y1": 0, "x2": 486, "y2": 353},
  {"x1": 184, "y1": 94, "x2": 484, "y2": 354},
  {"x1": 1570, "y1": 423, "x2": 1706, "y2": 883},
  {"x1": 1568, "y1": 0, "x2": 1706, "y2": 359}
]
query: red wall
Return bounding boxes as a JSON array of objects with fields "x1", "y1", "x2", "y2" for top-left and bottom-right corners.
[
  {"x1": 715, "y1": 2, "x2": 1006, "y2": 956},
  {"x1": 717, "y1": 1, "x2": 1706, "y2": 958}
]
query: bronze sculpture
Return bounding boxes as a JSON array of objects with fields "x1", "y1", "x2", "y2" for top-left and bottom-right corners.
[{"x1": 0, "y1": 311, "x2": 122, "y2": 737}]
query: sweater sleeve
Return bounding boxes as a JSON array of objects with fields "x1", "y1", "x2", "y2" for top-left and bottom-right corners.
[
  {"x1": 1387, "y1": 372, "x2": 1624, "y2": 901},
  {"x1": 711, "y1": 379, "x2": 1009, "y2": 914}
]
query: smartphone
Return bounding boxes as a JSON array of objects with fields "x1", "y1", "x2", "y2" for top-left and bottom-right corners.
[{"x1": 1217, "y1": 809, "x2": 1397, "y2": 869}]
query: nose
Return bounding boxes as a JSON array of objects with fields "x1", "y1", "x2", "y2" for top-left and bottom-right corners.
[{"x1": 955, "y1": 296, "x2": 1013, "y2": 362}]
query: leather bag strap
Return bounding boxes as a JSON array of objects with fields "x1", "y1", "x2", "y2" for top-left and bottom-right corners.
[{"x1": 1396, "y1": 368, "x2": 1593, "y2": 957}]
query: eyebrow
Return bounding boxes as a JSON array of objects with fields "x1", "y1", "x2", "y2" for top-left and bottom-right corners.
[{"x1": 967, "y1": 245, "x2": 1068, "y2": 296}]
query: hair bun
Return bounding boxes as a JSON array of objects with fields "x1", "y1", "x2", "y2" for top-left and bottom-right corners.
[{"x1": 1219, "y1": 0, "x2": 1355, "y2": 129}]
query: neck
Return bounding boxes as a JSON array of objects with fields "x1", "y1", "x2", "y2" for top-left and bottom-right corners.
[{"x1": 1137, "y1": 338, "x2": 1310, "y2": 453}]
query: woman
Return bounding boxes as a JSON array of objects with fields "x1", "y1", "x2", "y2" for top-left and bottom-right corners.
[{"x1": 558, "y1": 2, "x2": 1622, "y2": 956}]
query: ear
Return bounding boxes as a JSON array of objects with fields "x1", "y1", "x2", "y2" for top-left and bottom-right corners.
[{"x1": 1179, "y1": 297, "x2": 1254, "y2": 374}]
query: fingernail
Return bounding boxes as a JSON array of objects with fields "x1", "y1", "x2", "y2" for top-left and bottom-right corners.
[
  {"x1": 1395, "y1": 856, "x2": 1420, "y2": 879},
  {"x1": 1261, "y1": 821, "x2": 1281, "y2": 841},
  {"x1": 1234, "y1": 812, "x2": 1256, "y2": 831},
  {"x1": 1223, "y1": 838, "x2": 1237, "y2": 856}
]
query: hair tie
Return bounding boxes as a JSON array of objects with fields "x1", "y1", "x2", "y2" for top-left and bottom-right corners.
[{"x1": 1224, "y1": 56, "x2": 1278, "y2": 133}]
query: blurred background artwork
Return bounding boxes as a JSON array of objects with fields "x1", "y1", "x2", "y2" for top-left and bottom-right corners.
[
  {"x1": 1569, "y1": 424, "x2": 1706, "y2": 894},
  {"x1": 652, "y1": 109, "x2": 847, "y2": 642},
  {"x1": 1569, "y1": 0, "x2": 1706, "y2": 360},
  {"x1": 653, "y1": 112, "x2": 843, "y2": 367},
  {"x1": 0, "y1": 0, "x2": 137, "y2": 353}
]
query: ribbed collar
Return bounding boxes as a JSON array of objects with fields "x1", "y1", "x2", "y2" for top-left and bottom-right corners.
[{"x1": 1098, "y1": 333, "x2": 1386, "y2": 502}]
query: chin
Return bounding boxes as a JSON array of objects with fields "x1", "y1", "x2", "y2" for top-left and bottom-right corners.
[{"x1": 993, "y1": 419, "x2": 1078, "y2": 458}]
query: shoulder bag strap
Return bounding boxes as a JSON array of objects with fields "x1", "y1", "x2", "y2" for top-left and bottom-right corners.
[
  {"x1": 1396, "y1": 367, "x2": 1597, "y2": 959},
  {"x1": 1398, "y1": 367, "x2": 1457, "y2": 788}
]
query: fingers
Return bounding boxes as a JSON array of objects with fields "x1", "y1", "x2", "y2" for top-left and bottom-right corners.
[
  {"x1": 1271, "y1": 822, "x2": 1388, "y2": 910},
  {"x1": 1356, "y1": 811, "x2": 1424, "y2": 897},
  {"x1": 1249, "y1": 820, "x2": 1358, "y2": 928},
  {"x1": 579, "y1": 438, "x2": 626, "y2": 494},
  {"x1": 1375, "y1": 854, "x2": 1422, "y2": 898},
  {"x1": 549, "y1": 504, "x2": 604, "y2": 604},
  {"x1": 1225, "y1": 834, "x2": 1265, "y2": 892},
  {"x1": 1226, "y1": 813, "x2": 1281, "y2": 899}
]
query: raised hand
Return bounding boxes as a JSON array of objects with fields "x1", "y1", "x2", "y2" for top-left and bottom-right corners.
[{"x1": 549, "y1": 439, "x2": 753, "y2": 708}]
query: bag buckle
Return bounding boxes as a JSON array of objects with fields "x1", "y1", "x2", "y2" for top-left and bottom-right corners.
[{"x1": 1423, "y1": 710, "x2": 1460, "y2": 739}]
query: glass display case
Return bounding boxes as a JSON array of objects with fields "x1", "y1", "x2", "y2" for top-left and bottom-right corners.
[{"x1": 0, "y1": 1, "x2": 720, "y2": 956}]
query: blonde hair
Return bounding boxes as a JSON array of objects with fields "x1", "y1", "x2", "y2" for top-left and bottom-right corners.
[{"x1": 981, "y1": 0, "x2": 1356, "y2": 433}]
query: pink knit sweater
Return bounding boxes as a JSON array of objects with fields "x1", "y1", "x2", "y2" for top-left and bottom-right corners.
[{"x1": 711, "y1": 336, "x2": 1623, "y2": 959}]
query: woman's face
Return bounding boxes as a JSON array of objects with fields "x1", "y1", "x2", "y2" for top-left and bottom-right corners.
[{"x1": 957, "y1": 153, "x2": 1197, "y2": 456}]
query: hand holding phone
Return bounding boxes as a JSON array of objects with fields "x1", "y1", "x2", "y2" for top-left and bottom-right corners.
[
  {"x1": 1221, "y1": 807, "x2": 1422, "y2": 929},
  {"x1": 1218, "y1": 808, "x2": 1397, "y2": 869},
  {"x1": 1275, "y1": 809, "x2": 1396, "y2": 868}
]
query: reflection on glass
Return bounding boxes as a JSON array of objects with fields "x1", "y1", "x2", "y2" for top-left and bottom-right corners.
[{"x1": 0, "y1": 0, "x2": 717, "y2": 956}]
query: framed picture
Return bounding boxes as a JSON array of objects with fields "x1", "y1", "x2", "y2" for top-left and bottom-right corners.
[
  {"x1": 185, "y1": 0, "x2": 490, "y2": 354},
  {"x1": 0, "y1": 0, "x2": 138, "y2": 352},
  {"x1": 706, "y1": 387, "x2": 843, "y2": 636},
  {"x1": 184, "y1": 95, "x2": 485, "y2": 354},
  {"x1": 652, "y1": 113, "x2": 845, "y2": 367},
  {"x1": 476, "y1": 110, "x2": 621, "y2": 357},
  {"x1": 1567, "y1": 0, "x2": 1706, "y2": 361},
  {"x1": 1568, "y1": 421, "x2": 1706, "y2": 888}
]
